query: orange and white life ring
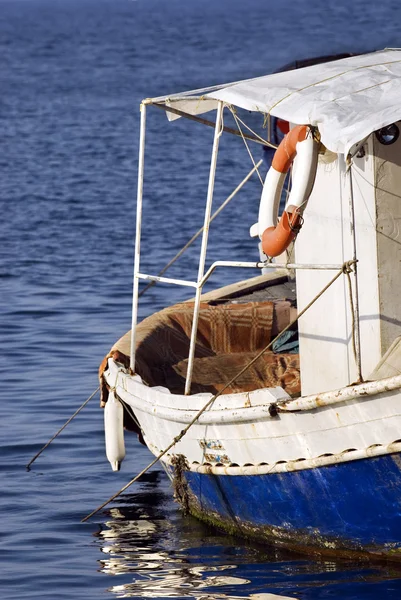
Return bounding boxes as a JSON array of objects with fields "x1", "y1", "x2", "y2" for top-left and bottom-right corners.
[{"x1": 258, "y1": 125, "x2": 319, "y2": 257}]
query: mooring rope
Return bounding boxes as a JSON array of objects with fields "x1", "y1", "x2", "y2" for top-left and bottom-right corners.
[
  {"x1": 27, "y1": 150, "x2": 262, "y2": 472},
  {"x1": 82, "y1": 261, "x2": 355, "y2": 522},
  {"x1": 26, "y1": 386, "x2": 100, "y2": 470}
]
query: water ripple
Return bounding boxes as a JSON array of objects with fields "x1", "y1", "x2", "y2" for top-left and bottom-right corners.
[{"x1": 3, "y1": 0, "x2": 401, "y2": 598}]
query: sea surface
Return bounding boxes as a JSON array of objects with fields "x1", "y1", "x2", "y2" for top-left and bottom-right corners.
[{"x1": 3, "y1": 0, "x2": 401, "y2": 598}]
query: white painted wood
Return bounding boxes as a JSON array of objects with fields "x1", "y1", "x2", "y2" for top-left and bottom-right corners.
[
  {"x1": 105, "y1": 360, "x2": 401, "y2": 470},
  {"x1": 295, "y1": 132, "x2": 401, "y2": 395},
  {"x1": 295, "y1": 141, "x2": 382, "y2": 394},
  {"x1": 350, "y1": 141, "x2": 381, "y2": 377},
  {"x1": 373, "y1": 125, "x2": 401, "y2": 354},
  {"x1": 165, "y1": 440, "x2": 401, "y2": 475},
  {"x1": 295, "y1": 154, "x2": 353, "y2": 394}
]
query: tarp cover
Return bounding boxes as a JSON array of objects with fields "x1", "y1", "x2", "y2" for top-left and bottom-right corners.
[
  {"x1": 157, "y1": 49, "x2": 401, "y2": 156},
  {"x1": 99, "y1": 300, "x2": 300, "y2": 399}
]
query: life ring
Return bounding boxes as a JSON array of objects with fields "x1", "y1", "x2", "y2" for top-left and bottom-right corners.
[{"x1": 258, "y1": 125, "x2": 319, "y2": 257}]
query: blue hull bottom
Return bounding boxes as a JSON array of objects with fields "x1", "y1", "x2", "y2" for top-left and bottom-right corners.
[{"x1": 168, "y1": 453, "x2": 401, "y2": 558}]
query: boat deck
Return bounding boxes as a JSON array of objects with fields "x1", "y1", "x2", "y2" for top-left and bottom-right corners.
[{"x1": 224, "y1": 280, "x2": 296, "y2": 304}]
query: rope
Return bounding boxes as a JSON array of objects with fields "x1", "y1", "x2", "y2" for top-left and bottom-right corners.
[
  {"x1": 346, "y1": 165, "x2": 363, "y2": 382},
  {"x1": 121, "y1": 396, "x2": 142, "y2": 432},
  {"x1": 81, "y1": 261, "x2": 355, "y2": 523},
  {"x1": 230, "y1": 109, "x2": 265, "y2": 186},
  {"x1": 343, "y1": 265, "x2": 360, "y2": 380},
  {"x1": 267, "y1": 112, "x2": 271, "y2": 143},
  {"x1": 138, "y1": 160, "x2": 263, "y2": 298},
  {"x1": 26, "y1": 387, "x2": 100, "y2": 470},
  {"x1": 232, "y1": 110, "x2": 277, "y2": 147},
  {"x1": 153, "y1": 102, "x2": 268, "y2": 146},
  {"x1": 109, "y1": 371, "x2": 143, "y2": 433}
]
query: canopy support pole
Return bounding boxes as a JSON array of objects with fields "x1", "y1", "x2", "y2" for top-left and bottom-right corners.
[
  {"x1": 130, "y1": 102, "x2": 147, "y2": 372},
  {"x1": 184, "y1": 101, "x2": 224, "y2": 395}
]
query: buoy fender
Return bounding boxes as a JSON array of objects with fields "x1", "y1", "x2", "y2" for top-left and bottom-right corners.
[{"x1": 104, "y1": 391, "x2": 126, "y2": 471}]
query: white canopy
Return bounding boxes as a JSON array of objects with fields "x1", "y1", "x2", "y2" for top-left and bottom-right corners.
[{"x1": 151, "y1": 49, "x2": 401, "y2": 156}]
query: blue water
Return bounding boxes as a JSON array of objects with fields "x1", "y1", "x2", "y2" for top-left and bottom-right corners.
[{"x1": 3, "y1": 0, "x2": 401, "y2": 598}]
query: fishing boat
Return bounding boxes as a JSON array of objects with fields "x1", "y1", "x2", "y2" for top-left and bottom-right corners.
[{"x1": 99, "y1": 49, "x2": 401, "y2": 559}]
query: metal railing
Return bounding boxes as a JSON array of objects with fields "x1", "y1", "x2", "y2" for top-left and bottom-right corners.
[{"x1": 130, "y1": 100, "x2": 362, "y2": 394}]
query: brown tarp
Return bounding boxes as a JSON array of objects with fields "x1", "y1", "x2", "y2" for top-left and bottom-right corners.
[
  {"x1": 100, "y1": 299, "x2": 300, "y2": 403},
  {"x1": 174, "y1": 351, "x2": 300, "y2": 395}
]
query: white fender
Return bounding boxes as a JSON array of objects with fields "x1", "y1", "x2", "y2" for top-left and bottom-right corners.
[{"x1": 104, "y1": 391, "x2": 126, "y2": 471}]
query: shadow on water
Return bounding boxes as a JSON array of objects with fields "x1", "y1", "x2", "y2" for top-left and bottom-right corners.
[{"x1": 93, "y1": 471, "x2": 401, "y2": 599}]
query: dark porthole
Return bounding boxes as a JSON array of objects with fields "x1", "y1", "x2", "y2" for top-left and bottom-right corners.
[{"x1": 375, "y1": 123, "x2": 400, "y2": 145}]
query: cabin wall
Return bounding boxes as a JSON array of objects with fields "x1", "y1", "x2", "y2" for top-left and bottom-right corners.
[
  {"x1": 295, "y1": 138, "x2": 381, "y2": 395},
  {"x1": 351, "y1": 141, "x2": 382, "y2": 378},
  {"x1": 373, "y1": 126, "x2": 401, "y2": 355}
]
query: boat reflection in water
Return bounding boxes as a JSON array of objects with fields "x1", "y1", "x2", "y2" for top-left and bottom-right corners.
[
  {"x1": 94, "y1": 472, "x2": 401, "y2": 599},
  {"x1": 95, "y1": 471, "x2": 295, "y2": 598}
]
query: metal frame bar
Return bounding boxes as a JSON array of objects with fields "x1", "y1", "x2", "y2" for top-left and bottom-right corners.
[
  {"x1": 199, "y1": 261, "x2": 347, "y2": 287},
  {"x1": 136, "y1": 261, "x2": 350, "y2": 294},
  {"x1": 152, "y1": 102, "x2": 272, "y2": 147},
  {"x1": 261, "y1": 262, "x2": 346, "y2": 270},
  {"x1": 130, "y1": 103, "x2": 147, "y2": 371},
  {"x1": 185, "y1": 101, "x2": 224, "y2": 394},
  {"x1": 136, "y1": 273, "x2": 198, "y2": 288},
  {"x1": 138, "y1": 160, "x2": 263, "y2": 299},
  {"x1": 129, "y1": 99, "x2": 359, "y2": 395},
  {"x1": 143, "y1": 74, "x2": 260, "y2": 105}
]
